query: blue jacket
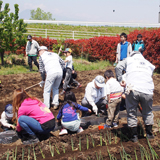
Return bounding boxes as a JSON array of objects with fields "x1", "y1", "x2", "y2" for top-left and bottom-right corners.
[
  {"x1": 57, "y1": 103, "x2": 88, "y2": 122},
  {"x1": 132, "y1": 40, "x2": 145, "y2": 54}
]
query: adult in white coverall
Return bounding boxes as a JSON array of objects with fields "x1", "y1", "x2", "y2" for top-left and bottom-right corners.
[{"x1": 115, "y1": 51, "x2": 155, "y2": 142}]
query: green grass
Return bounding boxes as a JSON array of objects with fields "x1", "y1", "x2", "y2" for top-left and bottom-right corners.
[
  {"x1": 73, "y1": 58, "x2": 111, "y2": 71},
  {"x1": 0, "y1": 56, "x2": 111, "y2": 75},
  {"x1": 0, "y1": 65, "x2": 38, "y2": 75},
  {"x1": 26, "y1": 24, "x2": 143, "y2": 35}
]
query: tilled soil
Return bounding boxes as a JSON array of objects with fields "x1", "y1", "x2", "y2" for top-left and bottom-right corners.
[{"x1": 0, "y1": 67, "x2": 160, "y2": 159}]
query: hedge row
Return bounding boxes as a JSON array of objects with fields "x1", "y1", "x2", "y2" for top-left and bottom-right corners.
[{"x1": 18, "y1": 28, "x2": 160, "y2": 70}]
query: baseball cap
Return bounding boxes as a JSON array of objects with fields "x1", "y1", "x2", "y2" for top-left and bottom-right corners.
[
  {"x1": 38, "y1": 46, "x2": 48, "y2": 51},
  {"x1": 27, "y1": 35, "x2": 32, "y2": 40},
  {"x1": 95, "y1": 75, "x2": 105, "y2": 88},
  {"x1": 63, "y1": 48, "x2": 72, "y2": 53},
  {"x1": 5, "y1": 104, "x2": 13, "y2": 118}
]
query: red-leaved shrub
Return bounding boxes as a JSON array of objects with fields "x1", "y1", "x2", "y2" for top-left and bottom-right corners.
[{"x1": 18, "y1": 28, "x2": 160, "y2": 71}]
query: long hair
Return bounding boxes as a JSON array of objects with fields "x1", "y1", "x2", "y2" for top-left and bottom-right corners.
[
  {"x1": 12, "y1": 88, "x2": 39, "y2": 122},
  {"x1": 61, "y1": 91, "x2": 78, "y2": 112}
]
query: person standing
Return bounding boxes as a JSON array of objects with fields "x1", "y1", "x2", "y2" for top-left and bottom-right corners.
[
  {"x1": 115, "y1": 32, "x2": 132, "y2": 63},
  {"x1": 115, "y1": 51, "x2": 155, "y2": 142},
  {"x1": 26, "y1": 35, "x2": 39, "y2": 71},
  {"x1": 38, "y1": 46, "x2": 65, "y2": 109},
  {"x1": 132, "y1": 34, "x2": 145, "y2": 54}
]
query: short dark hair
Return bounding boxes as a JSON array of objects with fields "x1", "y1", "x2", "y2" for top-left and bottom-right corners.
[
  {"x1": 120, "y1": 32, "x2": 127, "y2": 40},
  {"x1": 104, "y1": 70, "x2": 114, "y2": 79},
  {"x1": 137, "y1": 34, "x2": 142, "y2": 38}
]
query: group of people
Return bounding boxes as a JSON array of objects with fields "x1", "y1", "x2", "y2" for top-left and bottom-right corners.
[{"x1": 0, "y1": 32, "x2": 155, "y2": 144}]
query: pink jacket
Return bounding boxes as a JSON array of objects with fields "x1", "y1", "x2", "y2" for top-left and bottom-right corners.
[{"x1": 17, "y1": 98, "x2": 54, "y2": 132}]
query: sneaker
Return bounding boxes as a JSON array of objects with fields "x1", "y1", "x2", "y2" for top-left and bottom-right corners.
[
  {"x1": 22, "y1": 135, "x2": 39, "y2": 145},
  {"x1": 76, "y1": 83, "x2": 81, "y2": 89},
  {"x1": 77, "y1": 127, "x2": 84, "y2": 133},
  {"x1": 104, "y1": 124, "x2": 111, "y2": 129},
  {"x1": 53, "y1": 105, "x2": 58, "y2": 110},
  {"x1": 59, "y1": 129, "x2": 68, "y2": 136},
  {"x1": 60, "y1": 90, "x2": 65, "y2": 95},
  {"x1": 113, "y1": 122, "x2": 118, "y2": 128}
]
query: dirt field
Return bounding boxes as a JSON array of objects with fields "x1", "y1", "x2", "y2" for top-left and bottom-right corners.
[{"x1": 0, "y1": 67, "x2": 160, "y2": 159}]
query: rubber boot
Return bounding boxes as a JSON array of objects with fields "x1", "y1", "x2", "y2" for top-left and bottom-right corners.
[
  {"x1": 130, "y1": 127, "x2": 138, "y2": 142},
  {"x1": 146, "y1": 125, "x2": 154, "y2": 139},
  {"x1": 23, "y1": 134, "x2": 39, "y2": 145}
]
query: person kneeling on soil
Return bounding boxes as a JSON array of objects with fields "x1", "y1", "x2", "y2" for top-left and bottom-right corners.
[
  {"x1": 81, "y1": 75, "x2": 107, "y2": 116},
  {"x1": 104, "y1": 70, "x2": 123, "y2": 128},
  {"x1": 12, "y1": 88, "x2": 55, "y2": 144},
  {"x1": 0, "y1": 104, "x2": 16, "y2": 131},
  {"x1": 115, "y1": 51, "x2": 155, "y2": 142},
  {"x1": 57, "y1": 91, "x2": 91, "y2": 136}
]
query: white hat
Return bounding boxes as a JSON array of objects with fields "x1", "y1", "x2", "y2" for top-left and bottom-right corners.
[
  {"x1": 95, "y1": 75, "x2": 105, "y2": 88},
  {"x1": 38, "y1": 46, "x2": 48, "y2": 51}
]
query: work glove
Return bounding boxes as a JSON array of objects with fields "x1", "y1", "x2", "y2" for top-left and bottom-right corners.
[
  {"x1": 92, "y1": 105, "x2": 98, "y2": 115},
  {"x1": 39, "y1": 81, "x2": 45, "y2": 87}
]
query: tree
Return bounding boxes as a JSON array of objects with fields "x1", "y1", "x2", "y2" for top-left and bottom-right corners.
[
  {"x1": 0, "y1": 1, "x2": 27, "y2": 65},
  {"x1": 30, "y1": 8, "x2": 55, "y2": 20}
]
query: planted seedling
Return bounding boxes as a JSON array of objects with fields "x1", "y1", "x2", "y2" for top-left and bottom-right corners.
[
  {"x1": 107, "y1": 130, "x2": 112, "y2": 145},
  {"x1": 28, "y1": 146, "x2": 31, "y2": 160},
  {"x1": 104, "y1": 133, "x2": 107, "y2": 146},
  {"x1": 100, "y1": 133, "x2": 103, "y2": 146},
  {"x1": 79, "y1": 136, "x2": 81, "y2": 151},
  {"x1": 6, "y1": 150, "x2": 9, "y2": 160},
  {"x1": 22, "y1": 148, "x2": 24, "y2": 160},
  {"x1": 61, "y1": 143, "x2": 66, "y2": 154},
  {"x1": 39, "y1": 144, "x2": 45, "y2": 159},
  {"x1": 12, "y1": 146, "x2": 17, "y2": 160},
  {"x1": 49, "y1": 141, "x2": 54, "y2": 157},
  {"x1": 134, "y1": 148, "x2": 138, "y2": 160},
  {"x1": 86, "y1": 135, "x2": 89, "y2": 150},
  {"x1": 147, "y1": 138, "x2": 159, "y2": 160},
  {"x1": 107, "y1": 147, "x2": 117, "y2": 160},
  {"x1": 32, "y1": 144, "x2": 37, "y2": 160},
  {"x1": 71, "y1": 137, "x2": 74, "y2": 151},
  {"x1": 120, "y1": 143, "x2": 132, "y2": 160},
  {"x1": 90, "y1": 134, "x2": 95, "y2": 148},
  {"x1": 55, "y1": 144, "x2": 60, "y2": 154}
]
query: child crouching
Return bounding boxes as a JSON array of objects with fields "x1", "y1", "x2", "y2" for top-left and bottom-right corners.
[
  {"x1": 0, "y1": 104, "x2": 16, "y2": 131},
  {"x1": 57, "y1": 91, "x2": 91, "y2": 135},
  {"x1": 104, "y1": 70, "x2": 123, "y2": 128}
]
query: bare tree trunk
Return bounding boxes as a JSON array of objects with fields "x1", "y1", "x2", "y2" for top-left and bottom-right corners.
[{"x1": 0, "y1": 50, "x2": 4, "y2": 65}]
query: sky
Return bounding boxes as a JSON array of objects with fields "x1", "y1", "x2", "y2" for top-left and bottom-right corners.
[{"x1": 1, "y1": 0, "x2": 160, "y2": 24}]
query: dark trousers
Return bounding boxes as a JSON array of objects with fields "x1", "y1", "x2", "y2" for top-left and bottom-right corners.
[
  {"x1": 63, "y1": 68, "x2": 72, "y2": 91},
  {"x1": 28, "y1": 56, "x2": 39, "y2": 70},
  {"x1": 81, "y1": 98, "x2": 107, "y2": 116}
]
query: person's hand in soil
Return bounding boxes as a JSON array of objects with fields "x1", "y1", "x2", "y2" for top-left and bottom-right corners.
[
  {"x1": 10, "y1": 125, "x2": 16, "y2": 130},
  {"x1": 120, "y1": 81, "x2": 126, "y2": 87},
  {"x1": 88, "y1": 109, "x2": 92, "y2": 113},
  {"x1": 122, "y1": 93, "x2": 126, "y2": 99}
]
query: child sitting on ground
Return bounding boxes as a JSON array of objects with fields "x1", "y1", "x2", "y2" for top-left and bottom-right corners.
[
  {"x1": 0, "y1": 104, "x2": 16, "y2": 131},
  {"x1": 104, "y1": 70, "x2": 123, "y2": 128},
  {"x1": 57, "y1": 91, "x2": 91, "y2": 135}
]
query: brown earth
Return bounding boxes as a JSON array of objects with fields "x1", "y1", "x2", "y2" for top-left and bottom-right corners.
[{"x1": 0, "y1": 67, "x2": 160, "y2": 159}]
